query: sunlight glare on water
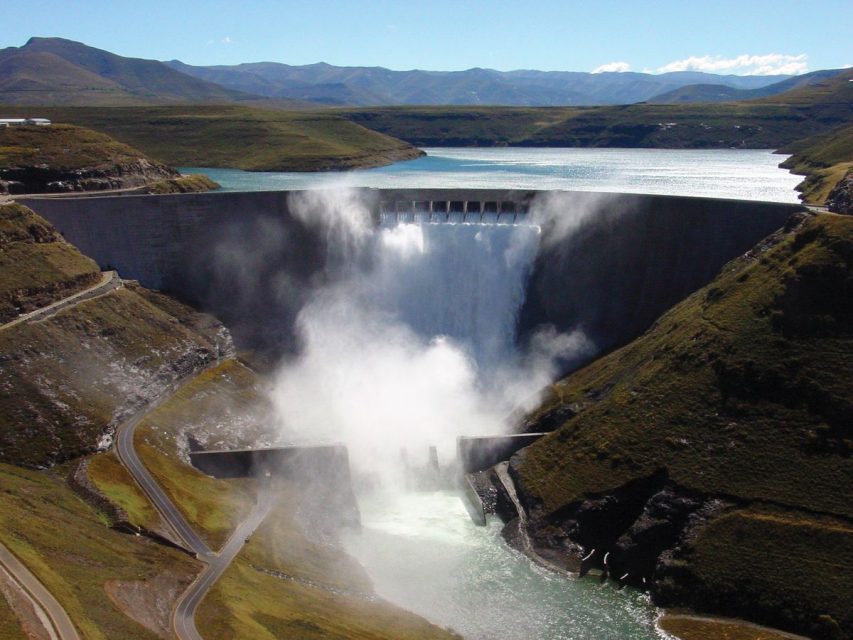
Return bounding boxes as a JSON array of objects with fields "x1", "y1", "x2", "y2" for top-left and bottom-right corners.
[{"x1": 182, "y1": 146, "x2": 800, "y2": 202}]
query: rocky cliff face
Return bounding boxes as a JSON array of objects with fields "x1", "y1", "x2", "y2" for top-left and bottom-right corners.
[
  {"x1": 826, "y1": 168, "x2": 852, "y2": 215},
  {"x1": 512, "y1": 213, "x2": 853, "y2": 639},
  {"x1": 0, "y1": 204, "x2": 234, "y2": 468},
  {"x1": 0, "y1": 158, "x2": 177, "y2": 194},
  {"x1": 0, "y1": 123, "x2": 179, "y2": 195}
]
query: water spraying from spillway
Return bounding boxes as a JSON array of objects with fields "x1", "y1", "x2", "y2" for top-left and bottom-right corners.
[
  {"x1": 272, "y1": 194, "x2": 584, "y2": 480},
  {"x1": 270, "y1": 189, "x2": 657, "y2": 639}
]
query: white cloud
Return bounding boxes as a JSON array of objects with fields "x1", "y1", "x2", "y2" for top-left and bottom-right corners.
[
  {"x1": 657, "y1": 53, "x2": 808, "y2": 76},
  {"x1": 591, "y1": 61, "x2": 631, "y2": 74},
  {"x1": 222, "y1": 36, "x2": 232, "y2": 45}
]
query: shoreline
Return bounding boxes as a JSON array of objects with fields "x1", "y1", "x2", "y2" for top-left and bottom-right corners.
[{"x1": 493, "y1": 463, "x2": 811, "y2": 640}]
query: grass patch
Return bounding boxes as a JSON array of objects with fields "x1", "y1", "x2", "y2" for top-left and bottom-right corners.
[
  {"x1": 779, "y1": 123, "x2": 853, "y2": 204},
  {"x1": 0, "y1": 203, "x2": 100, "y2": 323},
  {"x1": 668, "y1": 508, "x2": 853, "y2": 638},
  {"x1": 87, "y1": 451, "x2": 160, "y2": 530},
  {"x1": 0, "y1": 462, "x2": 196, "y2": 639},
  {"x1": 142, "y1": 173, "x2": 219, "y2": 194},
  {"x1": 0, "y1": 124, "x2": 148, "y2": 170},
  {"x1": 132, "y1": 359, "x2": 272, "y2": 548},
  {"x1": 133, "y1": 440, "x2": 253, "y2": 550},
  {"x1": 0, "y1": 592, "x2": 26, "y2": 640},
  {"x1": 660, "y1": 614, "x2": 807, "y2": 640}
]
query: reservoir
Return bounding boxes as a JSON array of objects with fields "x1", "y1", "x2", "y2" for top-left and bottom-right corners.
[{"x1": 182, "y1": 147, "x2": 801, "y2": 202}]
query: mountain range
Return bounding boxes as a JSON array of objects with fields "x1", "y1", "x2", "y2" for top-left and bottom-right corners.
[
  {"x1": 0, "y1": 37, "x2": 846, "y2": 107},
  {"x1": 164, "y1": 58, "x2": 794, "y2": 106}
]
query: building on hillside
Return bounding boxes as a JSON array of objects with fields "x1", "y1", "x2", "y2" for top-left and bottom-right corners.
[{"x1": 0, "y1": 118, "x2": 52, "y2": 127}]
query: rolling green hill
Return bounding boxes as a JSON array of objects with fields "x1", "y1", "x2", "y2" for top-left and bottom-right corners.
[
  {"x1": 0, "y1": 123, "x2": 182, "y2": 194},
  {"x1": 340, "y1": 68, "x2": 852, "y2": 150},
  {"x1": 514, "y1": 213, "x2": 853, "y2": 638},
  {"x1": 5, "y1": 105, "x2": 424, "y2": 171}
]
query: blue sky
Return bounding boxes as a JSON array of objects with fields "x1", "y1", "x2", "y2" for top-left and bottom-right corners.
[{"x1": 2, "y1": 0, "x2": 851, "y2": 73}]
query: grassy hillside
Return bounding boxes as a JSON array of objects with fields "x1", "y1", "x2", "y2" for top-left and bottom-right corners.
[
  {"x1": 515, "y1": 213, "x2": 853, "y2": 637},
  {"x1": 198, "y1": 490, "x2": 460, "y2": 640},
  {"x1": 0, "y1": 204, "x2": 229, "y2": 467},
  {"x1": 141, "y1": 173, "x2": 220, "y2": 194},
  {"x1": 0, "y1": 462, "x2": 198, "y2": 639},
  {"x1": 779, "y1": 123, "x2": 853, "y2": 205},
  {"x1": 0, "y1": 37, "x2": 252, "y2": 106},
  {"x1": 5, "y1": 105, "x2": 424, "y2": 171},
  {"x1": 0, "y1": 123, "x2": 155, "y2": 170},
  {"x1": 0, "y1": 123, "x2": 185, "y2": 194},
  {"x1": 0, "y1": 202, "x2": 100, "y2": 322}
]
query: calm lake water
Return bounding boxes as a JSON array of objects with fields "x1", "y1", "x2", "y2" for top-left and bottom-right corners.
[{"x1": 182, "y1": 147, "x2": 801, "y2": 202}]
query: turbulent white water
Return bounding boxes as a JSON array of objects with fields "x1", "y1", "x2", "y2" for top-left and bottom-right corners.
[
  {"x1": 344, "y1": 491, "x2": 662, "y2": 640},
  {"x1": 272, "y1": 218, "x2": 555, "y2": 478},
  {"x1": 273, "y1": 202, "x2": 660, "y2": 639}
]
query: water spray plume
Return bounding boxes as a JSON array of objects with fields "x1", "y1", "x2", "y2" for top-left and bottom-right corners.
[{"x1": 269, "y1": 187, "x2": 595, "y2": 487}]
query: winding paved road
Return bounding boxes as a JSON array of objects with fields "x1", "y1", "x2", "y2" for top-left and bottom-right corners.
[
  {"x1": 0, "y1": 271, "x2": 121, "y2": 332},
  {"x1": 173, "y1": 482, "x2": 273, "y2": 640},
  {"x1": 0, "y1": 542, "x2": 80, "y2": 640},
  {"x1": 113, "y1": 364, "x2": 273, "y2": 640},
  {"x1": 114, "y1": 397, "x2": 213, "y2": 558}
]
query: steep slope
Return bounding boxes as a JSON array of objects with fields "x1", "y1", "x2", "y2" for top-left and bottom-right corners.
[
  {"x1": 0, "y1": 204, "x2": 231, "y2": 467},
  {"x1": 0, "y1": 123, "x2": 180, "y2": 194},
  {"x1": 0, "y1": 203, "x2": 101, "y2": 322},
  {"x1": 513, "y1": 213, "x2": 853, "y2": 638},
  {"x1": 778, "y1": 121, "x2": 853, "y2": 205},
  {"x1": 0, "y1": 37, "x2": 255, "y2": 105}
]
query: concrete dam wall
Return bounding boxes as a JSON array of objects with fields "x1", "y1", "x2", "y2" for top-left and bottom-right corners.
[{"x1": 22, "y1": 189, "x2": 802, "y2": 362}]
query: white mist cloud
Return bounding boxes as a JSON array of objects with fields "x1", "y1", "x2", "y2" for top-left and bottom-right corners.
[
  {"x1": 656, "y1": 53, "x2": 808, "y2": 76},
  {"x1": 269, "y1": 188, "x2": 594, "y2": 487},
  {"x1": 592, "y1": 61, "x2": 631, "y2": 74},
  {"x1": 529, "y1": 190, "x2": 621, "y2": 248}
]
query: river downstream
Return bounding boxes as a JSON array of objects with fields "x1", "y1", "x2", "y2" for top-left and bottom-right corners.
[{"x1": 343, "y1": 491, "x2": 663, "y2": 640}]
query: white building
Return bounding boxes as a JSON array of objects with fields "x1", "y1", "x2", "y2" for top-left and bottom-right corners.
[{"x1": 0, "y1": 118, "x2": 52, "y2": 127}]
